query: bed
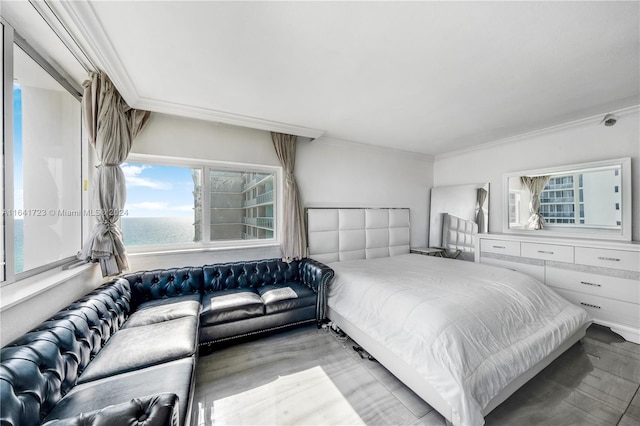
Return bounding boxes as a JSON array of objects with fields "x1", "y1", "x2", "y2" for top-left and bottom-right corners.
[{"x1": 306, "y1": 208, "x2": 591, "y2": 426}]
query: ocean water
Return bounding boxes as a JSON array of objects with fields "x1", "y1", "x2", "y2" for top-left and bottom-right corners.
[
  {"x1": 121, "y1": 217, "x2": 197, "y2": 247},
  {"x1": 12, "y1": 217, "x2": 196, "y2": 273}
]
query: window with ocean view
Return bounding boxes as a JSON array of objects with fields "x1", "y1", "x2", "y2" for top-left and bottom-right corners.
[{"x1": 123, "y1": 160, "x2": 277, "y2": 249}]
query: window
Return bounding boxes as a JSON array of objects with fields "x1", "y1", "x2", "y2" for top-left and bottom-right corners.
[
  {"x1": 3, "y1": 32, "x2": 83, "y2": 282},
  {"x1": 123, "y1": 159, "x2": 278, "y2": 249},
  {"x1": 120, "y1": 163, "x2": 201, "y2": 247},
  {"x1": 209, "y1": 170, "x2": 275, "y2": 241}
]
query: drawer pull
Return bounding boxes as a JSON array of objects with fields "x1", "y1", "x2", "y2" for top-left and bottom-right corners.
[
  {"x1": 538, "y1": 250, "x2": 554, "y2": 255},
  {"x1": 597, "y1": 256, "x2": 620, "y2": 262},
  {"x1": 580, "y1": 302, "x2": 601, "y2": 309},
  {"x1": 580, "y1": 281, "x2": 602, "y2": 287},
  {"x1": 493, "y1": 245, "x2": 506, "y2": 249}
]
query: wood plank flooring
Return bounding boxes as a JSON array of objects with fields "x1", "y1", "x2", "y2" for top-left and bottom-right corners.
[{"x1": 191, "y1": 324, "x2": 640, "y2": 425}]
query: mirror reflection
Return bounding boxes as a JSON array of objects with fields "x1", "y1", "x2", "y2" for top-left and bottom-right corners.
[{"x1": 505, "y1": 157, "x2": 630, "y2": 240}]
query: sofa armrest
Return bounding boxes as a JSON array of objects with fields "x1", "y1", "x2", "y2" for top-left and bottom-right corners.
[
  {"x1": 42, "y1": 393, "x2": 179, "y2": 426},
  {"x1": 299, "y1": 258, "x2": 335, "y2": 321}
]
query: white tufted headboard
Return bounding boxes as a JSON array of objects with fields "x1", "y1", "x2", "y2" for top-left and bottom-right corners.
[
  {"x1": 441, "y1": 213, "x2": 477, "y2": 262},
  {"x1": 306, "y1": 208, "x2": 411, "y2": 264}
]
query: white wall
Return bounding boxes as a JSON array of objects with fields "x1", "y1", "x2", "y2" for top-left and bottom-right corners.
[
  {"x1": 132, "y1": 113, "x2": 280, "y2": 166},
  {"x1": 433, "y1": 109, "x2": 640, "y2": 241},
  {"x1": 131, "y1": 114, "x2": 434, "y2": 266},
  {"x1": 297, "y1": 138, "x2": 433, "y2": 248},
  {"x1": 1, "y1": 265, "x2": 103, "y2": 346}
]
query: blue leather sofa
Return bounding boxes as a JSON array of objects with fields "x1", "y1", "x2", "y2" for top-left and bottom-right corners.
[{"x1": 0, "y1": 257, "x2": 334, "y2": 426}]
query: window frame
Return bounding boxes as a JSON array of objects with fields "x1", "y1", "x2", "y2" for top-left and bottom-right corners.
[
  {"x1": 124, "y1": 153, "x2": 282, "y2": 254},
  {"x1": 1, "y1": 21, "x2": 87, "y2": 287}
]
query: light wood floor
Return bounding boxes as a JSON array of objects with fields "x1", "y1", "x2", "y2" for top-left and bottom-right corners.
[{"x1": 191, "y1": 324, "x2": 640, "y2": 425}]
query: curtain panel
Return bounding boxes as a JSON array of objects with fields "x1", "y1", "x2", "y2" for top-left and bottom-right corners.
[
  {"x1": 520, "y1": 176, "x2": 551, "y2": 230},
  {"x1": 78, "y1": 72, "x2": 151, "y2": 276},
  {"x1": 271, "y1": 132, "x2": 306, "y2": 261},
  {"x1": 476, "y1": 187, "x2": 488, "y2": 233}
]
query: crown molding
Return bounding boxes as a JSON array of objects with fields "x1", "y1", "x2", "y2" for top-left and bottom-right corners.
[
  {"x1": 136, "y1": 97, "x2": 326, "y2": 139},
  {"x1": 314, "y1": 135, "x2": 434, "y2": 161},
  {"x1": 435, "y1": 104, "x2": 640, "y2": 160},
  {"x1": 53, "y1": 0, "x2": 139, "y2": 105},
  {"x1": 28, "y1": 0, "x2": 96, "y2": 76}
]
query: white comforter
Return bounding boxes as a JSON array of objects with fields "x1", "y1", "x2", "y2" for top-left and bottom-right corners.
[{"x1": 327, "y1": 254, "x2": 590, "y2": 426}]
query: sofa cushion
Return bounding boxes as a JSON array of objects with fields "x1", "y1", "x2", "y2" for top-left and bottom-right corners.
[
  {"x1": 257, "y1": 283, "x2": 317, "y2": 315},
  {"x1": 200, "y1": 289, "x2": 264, "y2": 326},
  {"x1": 122, "y1": 295, "x2": 201, "y2": 329},
  {"x1": 77, "y1": 316, "x2": 197, "y2": 384},
  {"x1": 42, "y1": 392, "x2": 179, "y2": 426},
  {"x1": 43, "y1": 358, "x2": 194, "y2": 426}
]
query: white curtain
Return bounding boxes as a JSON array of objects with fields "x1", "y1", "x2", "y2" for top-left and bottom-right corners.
[
  {"x1": 520, "y1": 176, "x2": 551, "y2": 230},
  {"x1": 271, "y1": 132, "x2": 306, "y2": 261},
  {"x1": 78, "y1": 72, "x2": 151, "y2": 276}
]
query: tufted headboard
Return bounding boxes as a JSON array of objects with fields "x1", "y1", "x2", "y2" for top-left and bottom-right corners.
[
  {"x1": 441, "y1": 213, "x2": 477, "y2": 261},
  {"x1": 306, "y1": 208, "x2": 410, "y2": 264}
]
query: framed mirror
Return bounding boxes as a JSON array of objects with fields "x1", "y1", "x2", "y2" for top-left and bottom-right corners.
[{"x1": 503, "y1": 158, "x2": 632, "y2": 241}]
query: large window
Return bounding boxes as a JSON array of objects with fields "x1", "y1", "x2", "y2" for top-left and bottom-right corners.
[
  {"x1": 123, "y1": 159, "x2": 278, "y2": 249},
  {"x1": 3, "y1": 31, "x2": 83, "y2": 282}
]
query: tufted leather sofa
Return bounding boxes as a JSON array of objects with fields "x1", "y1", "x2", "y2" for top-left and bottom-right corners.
[
  {"x1": 122, "y1": 257, "x2": 335, "y2": 346},
  {"x1": 0, "y1": 257, "x2": 333, "y2": 426}
]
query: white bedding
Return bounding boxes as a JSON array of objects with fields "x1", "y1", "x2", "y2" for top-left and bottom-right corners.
[{"x1": 327, "y1": 254, "x2": 590, "y2": 426}]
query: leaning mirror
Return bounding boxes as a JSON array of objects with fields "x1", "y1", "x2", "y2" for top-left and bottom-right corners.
[
  {"x1": 429, "y1": 182, "x2": 489, "y2": 261},
  {"x1": 503, "y1": 157, "x2": 632, "y2": 241}
]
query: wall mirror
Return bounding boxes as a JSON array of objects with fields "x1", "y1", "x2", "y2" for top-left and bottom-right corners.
[{"x1": 503, "y1": 157, "x2": 632, "y2": 241}]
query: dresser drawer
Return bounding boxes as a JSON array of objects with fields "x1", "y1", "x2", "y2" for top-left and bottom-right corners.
[
  {"x1": 521, "y1": 242, "x2": 574, "y2": 263},
  {"x1": 480, "y1": 239, "x2": 520, "y2": 256},
  {"x1": 480, "y1": 257, "x2": 545, "y2": 282},
  {"x1": 553, "y1": 288, "x2": 640, "y2": 328},
  {"x1": 575, "y1": 247, "x2": 640, "y2": 273},
  {"x1": 546, "y1": 267, "x2": 640, "y2": 303}
]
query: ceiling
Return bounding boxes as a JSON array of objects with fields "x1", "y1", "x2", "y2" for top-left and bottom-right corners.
[{"x1": 7, "y1": 1, "x2": 640, "y2": 155}]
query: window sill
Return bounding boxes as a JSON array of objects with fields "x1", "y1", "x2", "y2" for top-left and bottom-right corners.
[{"x1": 0, "y1": 262, "x2": 96, "y2": 312}]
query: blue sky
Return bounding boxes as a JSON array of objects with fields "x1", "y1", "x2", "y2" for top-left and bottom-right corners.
[
  {"x1": 122, "y1": 163, "x2": 196, "y2": 218},
  {"x1": 14, "y1": 84, "x2": 23, "y2": 210}
]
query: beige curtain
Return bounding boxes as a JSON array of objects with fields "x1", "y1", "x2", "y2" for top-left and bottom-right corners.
[
  {"x1": 78, "y1": 72, "x2": 151, "y2": 276},
  {"x1": 271, "y1": 132, "x2": 306, "y2": 261},
  {"x1": 520, "y1": 176, "x2": 551, "y2": 230},
  {"x1": 476, "y1": 187, "x2": 488, "y2": 233}
]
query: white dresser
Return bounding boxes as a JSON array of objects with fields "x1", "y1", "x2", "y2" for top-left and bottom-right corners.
[{"x1": 476, "y1": 234, "x2": 640, "y2": 344}]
